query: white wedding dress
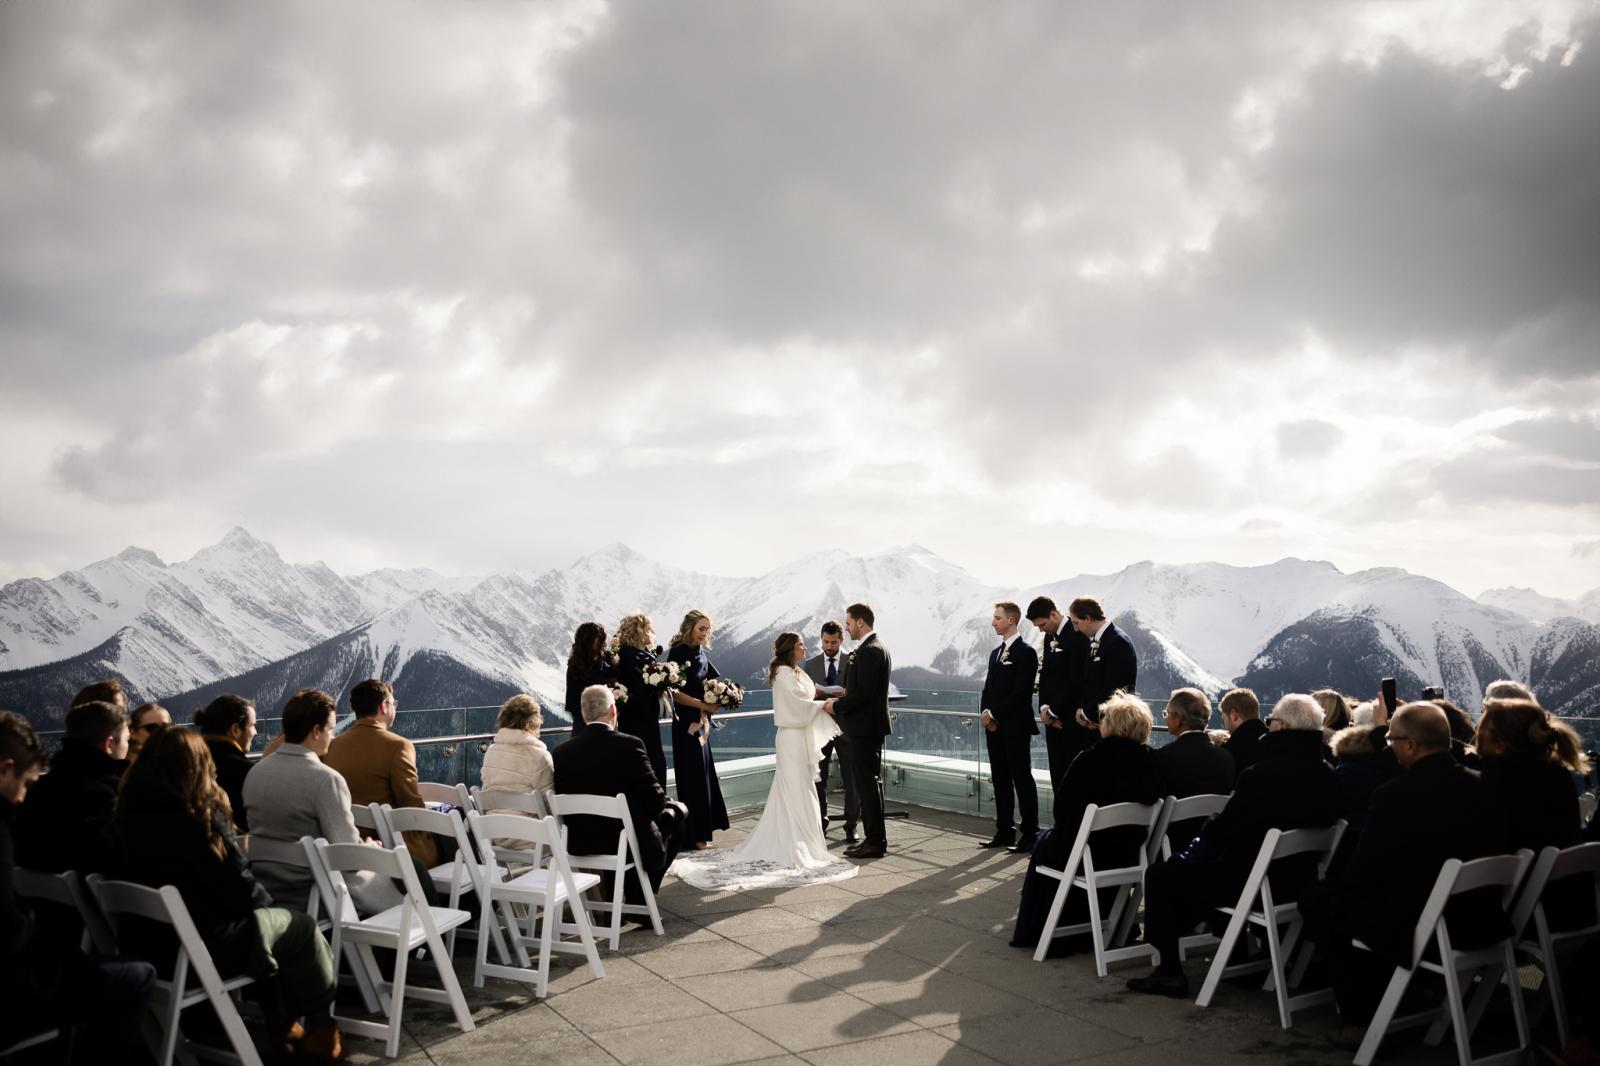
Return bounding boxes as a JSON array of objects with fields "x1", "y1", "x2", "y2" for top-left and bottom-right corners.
[{"x1": 669, "y1": 665, "x2": 858, "y2": 891}]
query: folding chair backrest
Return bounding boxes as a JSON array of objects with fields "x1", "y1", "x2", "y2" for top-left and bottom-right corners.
[
  {"x1": 418, "y1": 782, "x2": 463, "y2": 807},
  {"x1": 14, "y1": 866, "x2": 117, "y2": 954},
  {"x1": 1153, "y1": 793, "x2": 1231, "y2": 860},
  {"x1": 468, "y1": 810, "x2": 555, "y2": 876},
  {"x1": 383, "y1": 803, "x2": 480, "y2": 876},
  {"x1": 1406, "y1": 852, "x2": 1531, "y2": 968},
  {"x1": 350, "y1": 801, "x2": 393, "y2": 846},
  {"x1": 1271, "y1": 822, "x2": 1345, "y2": 865},
  {"x1": 1510, "y1": 846, "x2": 1560, "y2": 936},
  {"x1": 544, "y1": 792, "x2": 640, "y2": 861},
  {"x1": 474, "y1": 788, "x2": 545, "y2": 817}
]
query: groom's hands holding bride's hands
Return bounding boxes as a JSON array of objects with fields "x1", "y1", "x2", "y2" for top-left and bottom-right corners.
[{"x1": 822, "y1": 699, "x2": 837, "y2": 717}]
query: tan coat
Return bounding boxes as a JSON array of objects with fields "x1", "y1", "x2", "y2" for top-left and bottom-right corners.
[{"x1": 324, "y1": 717, "x2": 438, "y2": 867}]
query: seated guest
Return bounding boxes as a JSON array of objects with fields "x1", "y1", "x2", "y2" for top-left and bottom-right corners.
[
  {"x1": 1475, "y1": 698, "x2": 1586, "y2": 853},
  {"x1": 243, "y1": 689, "x2": 399, "y2": 914},
  {"x1": 1312, "y1": 689, "x2": 1352, "y2": 737},
  {"x1": 15, "y1": 699, "x2": 129, "y2": 874},
  {"x1": 72, "y1": 677, "x2": 127, "y2": 711},
  {"x1": 1126, "y1": 694, "x2": 1341, "y2": 997},
  {"x1": 1154, "y1": 688, "x2": 1236, "y2": 852},
  {"x1": 1009, "y1": 694, "x2": 1163, "y2": 951},
  {"x1": 480, "y1": 693, "x2": 554, "y2": 812},
  {"x1": 1306, "y1": 702, "x2": 1512, "y2": 1035},
  {"x1": 1483, "y1": 678, "x2": 1534, "y2": 703},
  {"x1": 324, "y1": 678, "x2": 437, "y2": 867},
  {"x1": 1328, "y1": 721, "x2": 1400, "y2": 845},
  {"x1": 1433, "y1": 698, "x2": 1480, "y2": 768},
  {"x1": 116, "y1": 726, "x2": 344, "y2": 1061},
  {"x1": 1, "y1": 711, "x2": 155, "y2": 1062},
  {"x1": 196, "y1": 694, "x2": 257, "y2": 833},
  {"x1": 127, "y1": 701, "x2": 171, "y2": 760},
  {"x1": 553, "y1": 685, "x2": 687, "y2": 902},
  {"x1": 1219, "y1": 687, "x2": 1268, "y2": 775}
]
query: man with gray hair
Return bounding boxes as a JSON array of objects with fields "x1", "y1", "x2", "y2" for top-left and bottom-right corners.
[
  {"x1": 1127, "y1": 692, "x2": 1340, "y2": 998},
  {"x1": 1153, "y1": 688, "x2": 1235, "y2": 852},
  {"x1": 553, "y1": 684, "x2": 687, "y2": 899},
  {"x1": 1304, "y1": 701, "x2": 1511, "y2": 1039}
]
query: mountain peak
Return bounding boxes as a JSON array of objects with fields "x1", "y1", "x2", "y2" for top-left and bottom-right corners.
[
  {"x1": 115, "y1": 546, "x2": 166, "y2": 568},
  {"x1": 220, "y1": 526, "x2": 264, "y2": 548}
]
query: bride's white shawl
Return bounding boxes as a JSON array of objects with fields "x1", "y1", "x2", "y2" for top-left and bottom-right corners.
[{"x1": 772, "y1": 665, "x2": 841, "y2": 764}]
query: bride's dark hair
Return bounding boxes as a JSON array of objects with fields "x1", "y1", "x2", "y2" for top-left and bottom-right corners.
[{"x1": 765, "y1": 631, "x2": 803, "y2": 684}]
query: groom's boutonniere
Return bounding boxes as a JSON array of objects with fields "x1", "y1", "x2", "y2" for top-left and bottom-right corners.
[{"x1": 847, "y1": 649, "x2": 857, "y2": 667}]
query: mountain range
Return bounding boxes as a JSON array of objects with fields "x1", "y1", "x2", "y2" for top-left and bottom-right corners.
[{"x1": 2, "y1": 529, "x2": 1596, "y2": 742}]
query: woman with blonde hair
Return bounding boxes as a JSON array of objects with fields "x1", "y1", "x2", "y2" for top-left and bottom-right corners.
[
  {"x1": 669, "y1": 631, "x2": 856, "y2": 890},
  {"x1": 115, "y1": 726, "x2": 343, "y2": 1060},
  {"x1": 614, "y1": 611, "x2": 671, "y2": 784},
  {"x1": 480, "y1": 694, "x2": 554, "y2": 802},
  {"x1": 1009, "y1": 693, "x2": 1163, "y2": 952},
  {"x1": 667, "y1": 610, "x2": 729, "y2": 849}
]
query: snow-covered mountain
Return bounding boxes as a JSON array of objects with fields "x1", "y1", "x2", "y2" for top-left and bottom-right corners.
[
  {"x1": 4, "y1": 529, "x2": 1596, "y2": 734},
  {"x1": 1478, "y1": 585, "x2": 1600, "y2": 624}
]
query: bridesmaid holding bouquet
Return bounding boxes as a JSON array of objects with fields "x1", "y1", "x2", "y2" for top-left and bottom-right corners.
[{"x1": 668, "y1": 610, "x2": 730, "y2": 849}]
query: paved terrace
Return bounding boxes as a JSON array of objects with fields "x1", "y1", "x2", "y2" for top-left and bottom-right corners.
[{"x1": 352, "y1": 806, "x2": 1493, "y2": 1066}]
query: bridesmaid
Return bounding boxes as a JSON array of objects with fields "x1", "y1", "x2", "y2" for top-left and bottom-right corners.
[
  {"x1": 667, "y1": 610, "x2": 730, "y2": 849},
  {"x1": 614, "y1": 612, "x2": 671, "y2": 785},
  {"x1": 565, "y1": 621, "x2": 613, "y2": 719}
]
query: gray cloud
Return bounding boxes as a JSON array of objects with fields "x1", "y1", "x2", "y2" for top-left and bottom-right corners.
[
  {"x1": 1573, "y1": 540, "x2": 1600, "y2": 558},
  {"x1": 2, "y1": 0, "x2": 1599, "y2": 598}
]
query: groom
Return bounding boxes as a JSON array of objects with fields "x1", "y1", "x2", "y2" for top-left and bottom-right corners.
[{"x1": 824, "y1": 603, "x2": 891, "y2": 859}]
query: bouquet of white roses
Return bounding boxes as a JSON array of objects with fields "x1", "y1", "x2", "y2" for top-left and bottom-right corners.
[
  {"x1": 602, "y1": 644, "x2": 620, "y2": 668},
  {"x1": 607, "y1": 680, "x2": 629, "y2": 704},
  {"x1": 639, "y1": 660, "x2": 685, "y2": 690},
  {"x1": 702, "y1": 678, "x2": 745, "y2": 709}
]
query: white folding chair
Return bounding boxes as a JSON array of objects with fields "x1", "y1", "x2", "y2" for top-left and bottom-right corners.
[
  {"x1": 14, "y1": 866, "x2": 118, "y2": 955},
  {"x1": 1195, "y1": 821, "x2": 1346, "y2": 1028},
  {"x1": 1353, "y1": 851, "x2": 1533, "y2": 1066},
  {"x1": 543, "y1": 791, "x2": 666, "y2": 949},
  {"x1": 1031, "y1": 801, "x2": 1162, "y2": 975},
  {"x1": 90, "y1": 876, "x2": 262, "y2": 1066},
  {"x1": 301, "y1": 837, "x2": 475, "y2": 1058},
  {"x1": 379, "y1": 804, "x2": 494, "y2": 957},
  {"x1": 350, "y1": 801, "x2": 393, "y2": 846},
  {"x1": 244, "y1": 837, "x2": 382, "y2": 1015},
  {"x1": 1116, "y1": 794, "x2": 1233, "y2": 953},
  {"x1": 1506, "y1": 842, "x2": 1600, "y2": 1047},
  {"x1": 466, "y1": 812, "x2": 605, "y2": 998}
]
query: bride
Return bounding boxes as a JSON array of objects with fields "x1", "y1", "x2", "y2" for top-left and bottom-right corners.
[{"x1": 669, "y1": 631, "x2": 858, "y2": 891}]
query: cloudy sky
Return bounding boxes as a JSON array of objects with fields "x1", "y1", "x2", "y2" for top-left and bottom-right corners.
[{"x1": 2, "y1": 0, "x2": 1597, "y2": 598}]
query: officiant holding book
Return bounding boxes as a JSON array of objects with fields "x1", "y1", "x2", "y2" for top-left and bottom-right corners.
[{"x1": 804, "y1": 619, "x2": 858, "y2": 843}]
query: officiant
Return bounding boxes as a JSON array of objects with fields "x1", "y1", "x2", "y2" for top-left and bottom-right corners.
[{"x1": 804, "y1": 620, "x2": 858, "y2": 843}]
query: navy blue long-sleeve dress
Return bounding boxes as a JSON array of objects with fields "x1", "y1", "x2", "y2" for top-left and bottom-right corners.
[
  {"x1": 668, "y1": 642, "x2": 730, "y2": 845},
  {"x1": 616, "y1": 645, "x2": 671, "y2": 786}
]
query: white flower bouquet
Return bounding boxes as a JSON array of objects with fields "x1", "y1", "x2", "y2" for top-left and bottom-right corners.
[
  {"x1": 608, "y1": 681, "x2": 629, "y2": 704},
  {"x1": 639, "y1": 660, "x2": 685, "y2": 690},
  {"x1": 702, "y1": 678, "x2": 745, "y2": 709}
]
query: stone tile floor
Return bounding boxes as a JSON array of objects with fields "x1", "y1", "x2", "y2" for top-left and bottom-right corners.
[{"x1": 332, "y1": 806, "x2": 1532, "y2": 1066}]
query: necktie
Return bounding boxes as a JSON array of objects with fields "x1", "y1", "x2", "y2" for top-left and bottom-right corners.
[{"x1": 826, "y1": 657, "x2": 838, "y2": 686}]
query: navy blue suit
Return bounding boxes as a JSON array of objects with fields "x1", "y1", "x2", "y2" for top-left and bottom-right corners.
[{"x1": 1037, "y1": 626, "x2": 1092, "y2": 787}]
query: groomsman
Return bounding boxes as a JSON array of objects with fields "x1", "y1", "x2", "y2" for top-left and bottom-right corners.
[
  {"x1": 824, "y1": 603, "x2": 892, "y2": 859},
  {"x1": 1069, "y1": 597, "x2": 1138, "y2": 729},
  {"x1": 978, "y1": 601, "x2": 1040, "y2": 853},
  {"x1": 804, "y1": 620, "x2": 858, "y2": 843},
  {"x1": 1026, "y1": 596, "x2": 1092, "y2": 787}
]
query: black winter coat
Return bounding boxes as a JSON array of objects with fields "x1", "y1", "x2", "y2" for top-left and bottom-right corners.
[
  {"x1": 15, "y1": 738, "x2": 124, "y2": 875},
  {"x1": 1038, "y1": 736, "x2": 1163, "y2": 869}
]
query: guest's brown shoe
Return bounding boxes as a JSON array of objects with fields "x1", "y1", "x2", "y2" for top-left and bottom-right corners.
[{"x1": 296, "y1": 1022, "x2": 347, "y2": 1062}]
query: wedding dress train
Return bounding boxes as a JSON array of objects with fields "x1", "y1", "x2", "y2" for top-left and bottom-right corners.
[{"x1": 668, "y1": 665, "x2": 858, "y2": 891}]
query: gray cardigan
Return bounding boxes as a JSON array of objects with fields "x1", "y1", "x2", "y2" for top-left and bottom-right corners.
[{"x1": 242, "y1": 742, "x2": 380, "y2": 911}]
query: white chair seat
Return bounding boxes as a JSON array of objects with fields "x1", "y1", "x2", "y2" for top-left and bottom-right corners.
[
  {"x1": 499, "y1": 867, "x2": 600, "y2": 900},
  {"x1": 348, "y1": 903, "x2": 473, "y2": 949},
  {"x1": 429, "y1": 862, "x2": 479, "y2": 893}
]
